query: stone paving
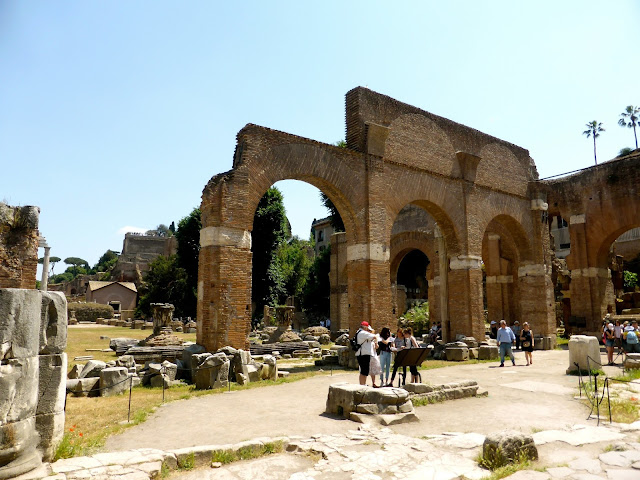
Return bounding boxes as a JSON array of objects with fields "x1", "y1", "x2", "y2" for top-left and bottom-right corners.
[{"x1": 17, "y1": 421, "x2": 640, "y2": 480}]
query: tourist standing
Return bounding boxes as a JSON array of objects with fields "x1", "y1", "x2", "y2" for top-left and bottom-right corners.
[
  {"x1": 369, "y1": 335, "x2": 382, "y2": 387},
  {"x1": 355, "y1": 321, "x2": 376, "y2": 386},
  {"x1": 626, "y1": 321, "x2": 640, "y2": 354},
  {"x1": 511, "y1": 321, "x2": 522, "y2": 350},
  {"x1": 377, "y1": 327, "x2": 393, "y2": 386},
  {"x1": 520, "y1": 322, "x2": 534, "y2": 366},
  {"x1": 614, "y1": 319, "x2": 623, "y2": 355},
  {"x1": 496, "y1": 320, "x2": 516, "y2": 367},
  {"x1": 403, "y1": 327, "x2": 420, "y2": 383},
  {"x1": 604, "y1": 322, "x2": 615, "y2": 365}
]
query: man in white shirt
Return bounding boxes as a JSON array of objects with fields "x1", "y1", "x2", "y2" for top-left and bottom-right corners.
[{"x1": 355, "y1": 321, "x2": 376, "y2": 385}]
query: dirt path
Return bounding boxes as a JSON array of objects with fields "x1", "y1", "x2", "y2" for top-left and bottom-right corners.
[{"x1": 105, "y1": 349, "x2": 599, "y2": 452}]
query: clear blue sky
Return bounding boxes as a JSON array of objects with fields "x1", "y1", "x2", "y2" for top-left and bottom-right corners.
[{"x1": 1, "y1": 1, "x2": 638, "y2": 274}]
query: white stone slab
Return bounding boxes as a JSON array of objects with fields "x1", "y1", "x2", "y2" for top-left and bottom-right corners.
[
  {"x1": 533, "y1": 426, "x2": 625, "y2": 446},
  {"x1": 501, "y1": 380, "x2": 575, "y2": 396}
]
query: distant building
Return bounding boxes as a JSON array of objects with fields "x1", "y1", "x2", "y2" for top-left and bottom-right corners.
[
  {"x1": 86, "y1": 281, "x2": 137, "y2": 320},
  {"x1": 111, "y1": 232, "x2": 177, "y2": 284},
  {"x1": 311, "y1": 217, "x2": 334, "y2": 256}
]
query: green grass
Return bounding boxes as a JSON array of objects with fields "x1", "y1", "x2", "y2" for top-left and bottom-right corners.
[
  {"x1": 211, "y1": 441, "x2": 284, "y2": 465},
  {"x1": 476, "y1": 449, "x2": 532, "y2": 480},
  {"x1": 612, "y1": 369, "x2": 640, "y2": 382},
  {"x1": 579, "y1": 382, "x2": 640, "y2": 423},
  {"x1": 177, "y1": 452, "x2": 195, "y2": 470}
]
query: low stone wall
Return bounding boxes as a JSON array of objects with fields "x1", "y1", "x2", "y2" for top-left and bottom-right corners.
[{"x1": 403, "y1": 380, "x2": 481, "y2": 403}]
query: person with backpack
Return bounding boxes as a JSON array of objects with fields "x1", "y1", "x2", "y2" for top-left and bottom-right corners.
[{"x1": 354, "y1": 321, "x2": 378, "y2": 386}]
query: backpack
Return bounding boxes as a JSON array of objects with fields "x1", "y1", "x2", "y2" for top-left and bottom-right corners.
[{"x1": 350, "y1": 329, "x2": 363, "y2": 352}]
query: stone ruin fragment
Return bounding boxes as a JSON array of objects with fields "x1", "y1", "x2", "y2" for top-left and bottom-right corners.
[{"x1": 0, "y1": 203, "x2": 68, "y2": 479}]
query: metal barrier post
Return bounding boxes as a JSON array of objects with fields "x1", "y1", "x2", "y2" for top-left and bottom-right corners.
[{"x1": 128, "y1": 376, "x2": 132, "y2": 423}]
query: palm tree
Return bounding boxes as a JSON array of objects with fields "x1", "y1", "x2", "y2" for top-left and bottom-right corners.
[
  {"x1": 618, "y1": 105, "x2": 639, "y2": 149},
  {"x1": 583, "y1": 120, "x2": 605, "y2": 165}
]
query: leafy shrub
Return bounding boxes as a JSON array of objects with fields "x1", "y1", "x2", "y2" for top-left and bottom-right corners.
[
  {"x1": 68, "y1": 302, "x2": 114, "y2": 322},
  {"x1": 624, "y1": 271, "x2": 638, "y2": 290},
  {"x1": 398, "y1": 302, "x2": 430, "y2": 336}
]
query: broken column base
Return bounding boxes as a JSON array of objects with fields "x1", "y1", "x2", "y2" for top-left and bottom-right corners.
[
  {"x1": 326, "y1": 383, "x2": 417, "y2": 425},
  {"x1": 0, "y1": 449, "x2": 41, "y2": 480}
]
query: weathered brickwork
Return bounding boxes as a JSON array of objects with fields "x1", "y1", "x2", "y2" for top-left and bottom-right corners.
[
  {"x1": 199, "y1": 87, "x2": 556, "y2": 350},
  {"x1": 536, "y1": 152, "x2": 640, "y2": 334},
  {"x1": 0, "y1": 203, "x2": 39, "y2": 289}
]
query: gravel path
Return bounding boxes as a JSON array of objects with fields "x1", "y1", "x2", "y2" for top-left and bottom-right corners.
[{"x1": 105, "y1": 349, "x2": 598, "y2": 452}]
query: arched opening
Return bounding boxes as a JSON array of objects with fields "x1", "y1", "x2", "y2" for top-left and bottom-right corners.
[
  {"x1": 396, "y1": 249, "x2": 429, "y2": 313},
  {"x1": 389, "y1": 203, "x2": 443, "y2": 335},
  {"x1": 481, "y1": 215, "x2": 532, "y2": 328},
  {"x1": 249, "y1": 179, "x2": 350, "y2": 333}
]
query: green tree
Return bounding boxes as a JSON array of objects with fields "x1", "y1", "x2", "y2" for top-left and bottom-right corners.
[
  {"x1": 38, "y1": 256, "x2": 61, "y2": 275},
  {"x1": 136, "y1": 255, "x2": 189, "y2": 317},
  {"x1": 618, "y1": 147, "x2": 634, "y2": 157},
  {"x1": 618, "y1": 105, "x2": 639, "y2": 149},
  {"x1": 94, "y1": 249, "x2": 119, "y2": 272},
  {"x1": 175, "y1": 208, "x2": 201, "y2": 318},
  {"x1": 302, "y1": 245, "x2": 331, "y2": 318},
  {"x1": 146, "y1": 224, "x2": 173, "y2": 237},
  {"x1": 583, "y1": 120, "x2": 605, "y2": 165},
  {"x1": 276, "y1": 236, "x2": 313, "y2": 298},
  {"x1": 63, "y1": 257, "x2": 88, "y2": 276},
  {"x1": 319, "y1": 192, "x2": 345, "y2": 232},
  {"x1": 252, "y1": 187, "x2": 289, "y2": 313}
]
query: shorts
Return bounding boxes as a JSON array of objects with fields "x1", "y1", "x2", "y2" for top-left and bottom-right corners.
[
  {"x1": 605, "y1": 338, "x2": 615, "y2": 347},
  {"x1": 357, "y1": 354, "x2": 371, "y2": 376}
]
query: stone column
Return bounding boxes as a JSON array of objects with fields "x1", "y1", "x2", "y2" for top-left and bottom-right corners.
[
  {"x1": 197, "y1": 225, "x2": 252, "y2": 352},
  {"x1": 40, "y1": 245, "x2": 50, "y2": 292},
  {"x1": 346, "y1": 242, "x2": 392, "y2": 334},
  {"x1": 447, "y1": 255, "x2": 485, "y2": 341},
  {"x1": 435, "y1": 226, "x2": 449, "y2": 341}
]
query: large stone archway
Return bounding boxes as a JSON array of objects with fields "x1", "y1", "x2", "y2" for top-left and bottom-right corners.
[
  {"x1": 198, "y1": 87, "x2": 556, "y2": 351},
  {"x1": 538, "y1": 153, "x2": 640, "y2": 333}
]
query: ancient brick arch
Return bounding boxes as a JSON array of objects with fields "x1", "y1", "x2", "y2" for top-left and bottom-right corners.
[
  {"x1": 539, "y1": 153, "x2": 640, "y2": 333},
  {"x1": 199, "y1": 87, "x2": 557, "y2": 351}
]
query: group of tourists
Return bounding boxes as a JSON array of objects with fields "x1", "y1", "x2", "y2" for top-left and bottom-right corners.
[
  {"x1": 603, "y1": 318, "x2": 639, "y2": 365},
  {"x1": 354, "y1": 322, "x2": 419, "y2": 387}
]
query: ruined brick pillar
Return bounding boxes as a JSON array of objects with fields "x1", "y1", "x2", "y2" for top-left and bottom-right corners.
[
  {"x1": 447, "y1": 255, "x2": 485, "y2": 341},
  {"x1": 346, "y1": 244, "x2": 392, "y2": 334},
  {"x1": 485, "y1": 233, "x2": 505, "y2": 322},
  {"x1": 566, "y1": 214, "x2": 614, "y2": 333},
  {"x1": 520, "y1": 198, "x2": 557, "y2": 346},
  {"x1": 329, "y1": 232, "x2": 348, "y2": 333},
  {"x1": 197, "y1": 226, "x2": 252, "y2": 351}
]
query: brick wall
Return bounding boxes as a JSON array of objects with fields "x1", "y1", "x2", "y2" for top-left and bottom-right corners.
[
  {"x1": 198, "y1": 88, "x2": 556, "y2": 350},
  {"x1": 0, "y1": 203, "x2": 39, "y2": 289}
]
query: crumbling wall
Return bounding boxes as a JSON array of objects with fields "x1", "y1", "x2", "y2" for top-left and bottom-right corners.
[{"x1": 0, "y1": 203, "x2": 39, "y2": 289}]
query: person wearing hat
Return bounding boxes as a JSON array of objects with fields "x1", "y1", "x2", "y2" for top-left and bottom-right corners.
[
  {"x1": 355, "y1": 321, "x2": 378, "y2": 387},
  {"x1": 511, "y1": 321, "x2": 522, "y2": 350},
  {"x1": 604, "y1": 322, "x2": 615, "y2": 365},
  {"x1": 490, "y1": 321, "x2": 498, "y2": 339}
]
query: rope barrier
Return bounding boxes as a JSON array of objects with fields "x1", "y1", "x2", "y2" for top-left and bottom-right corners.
[{"x1": 574, "y1": 355, "x2": 612, "y2": 425}]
